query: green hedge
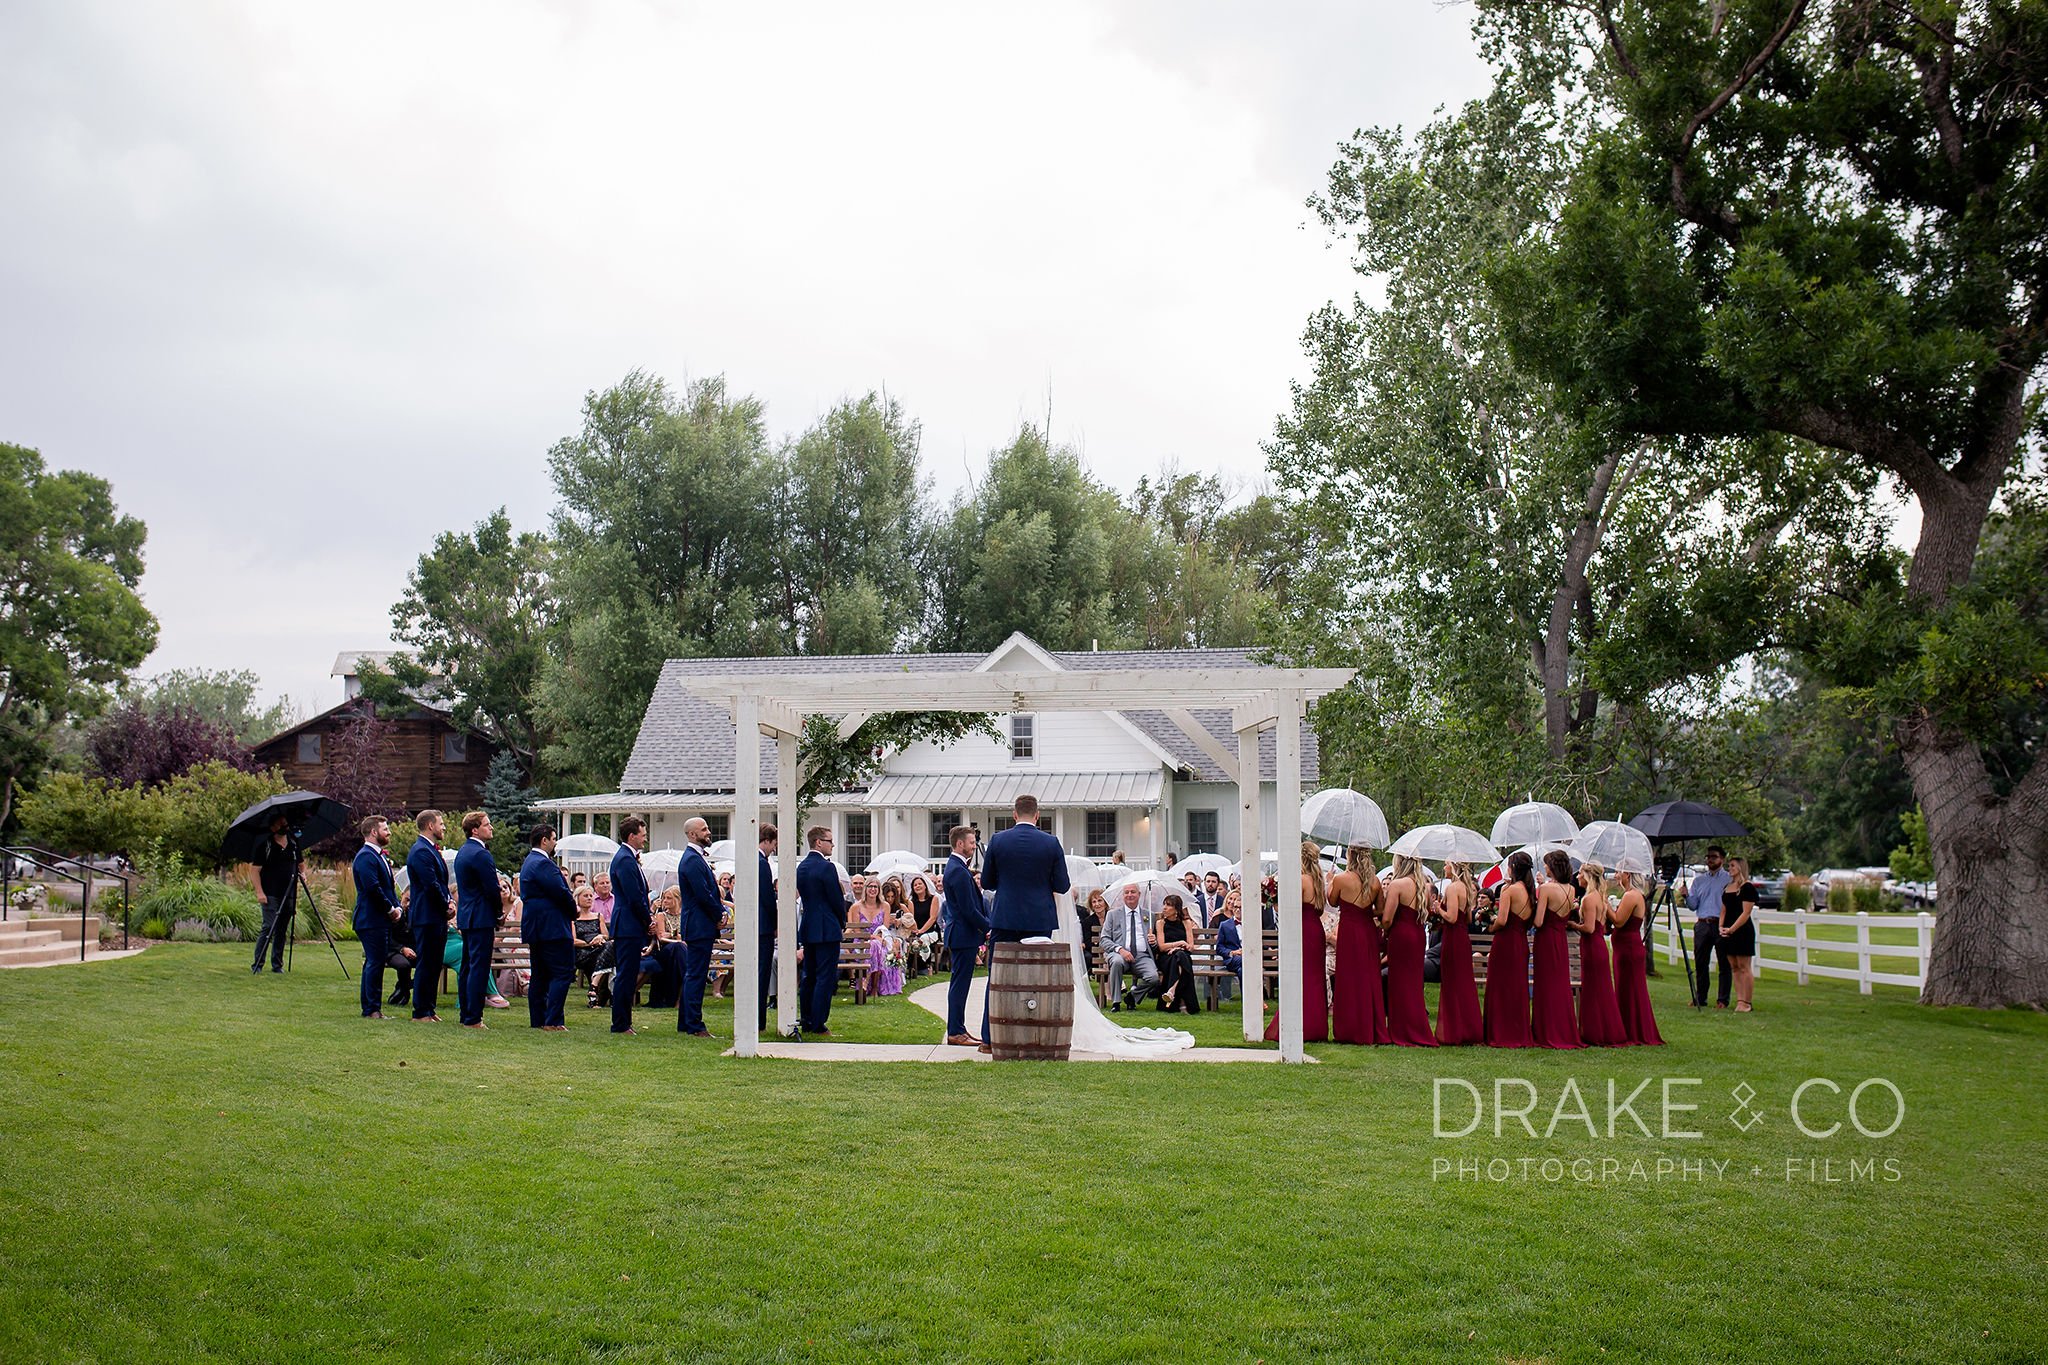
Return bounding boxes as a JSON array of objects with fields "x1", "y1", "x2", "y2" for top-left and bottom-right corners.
[
  {"x1": 134, "y1": 876, "x2": 260, "y2": 941},
  {"x1": 19, "y1": 762, "x2": 291, "y2": 869}
]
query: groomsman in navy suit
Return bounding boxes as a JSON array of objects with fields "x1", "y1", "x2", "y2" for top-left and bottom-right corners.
[
  {"x1": 795, "y1": 827, "x2": 849, "y2": 1035},
  {"x1": 351, "y1": 816, "x2": 402, "y2": 1018},
  {"x1": 940, "y1": 824, "x2": 986, "y2": 1045},
  {"x1": 755, "y1": 824, "x2": 781, "y2": 1034},
  {"x1": 519, "y1": 825, "x2": 578, "y2": 1030},
  {"x1": 404, "y1": 810, "x2": 452, "y2": 1021},
  {"x1": 607, "y1": 817, "x2": 653, "y2": 1034},
  {"x1": 978, "y1": 794, "x2": 1070, "y2": 1050},
  {"x1": 675, "y1": 817, "x2": 724, "y2": 1037},
  {"x1": 453, "y1": 810, "x2": 503, "y2": 1029}
]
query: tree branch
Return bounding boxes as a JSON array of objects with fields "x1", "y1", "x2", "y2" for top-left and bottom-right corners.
[
  {"x1": 1665, "y1": 1, "x2": 1810, "y2": 242},
  {"x1": 1774, "y1": 404, "x2": 1952, "y2": 500}
]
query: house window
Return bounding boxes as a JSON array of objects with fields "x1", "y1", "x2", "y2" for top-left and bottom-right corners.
[
  {"x1": 929, "y1": 810, "x2": 962, "y2": 859},
  {"x1": 704, "y1": 813, "x2": 730, "y2": 842},
  {"x1": 991, "y1": 815, "x2": 1016, "y2": 836},
  {"x1": 1010, "y1": 714, "x2": 1035, "y2": 761},
  {"x1": 296, "y1": 733, "x2": 320, "y2": 764},
  {"x1": 844, "y1": 813, "x2": 873, "y2": 873},
  {"x1": 1085, "y1": 810, "x2": 1118, "y2": 859},
  {"x1": 442, "y1": 732, "x2": 468, "y2": 763},
  {"x1": 1187, "y1": 809, "x2": 1220, "y2": 856}
]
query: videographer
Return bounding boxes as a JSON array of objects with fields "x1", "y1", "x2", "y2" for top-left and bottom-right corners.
[{"x1": 250, "y1": 814, "x2": 296, "y2": 974}]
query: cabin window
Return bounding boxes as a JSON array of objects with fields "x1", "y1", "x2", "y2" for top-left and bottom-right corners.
[
  {"x1": 442, "y1": 732, "x2": 468, "y2": 763},
  {"x1": 1187, "y1": 809, "x2": 1220, "y2": 856},
  {"x1": 1009, "y1": 714, "x2": 1034, "y2": 761},
  {"x1": 1085, "y1": 809, "x2": 1118, "y2": 859},
  {"x1": 296, "y1": 733, "x2": 320, "y2": 764}
]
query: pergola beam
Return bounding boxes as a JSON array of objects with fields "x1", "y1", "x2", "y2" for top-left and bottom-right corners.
[{"x1": 1162, "y1": 707, "x2": 1239, "y2": 784}]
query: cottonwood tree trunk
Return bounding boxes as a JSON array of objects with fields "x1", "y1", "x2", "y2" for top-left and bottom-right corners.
[
  {"x1": 1535, "y1": 444, "x2": 1633, "y2": 760},
  {"x1": 1905, "y1": 481, "x2": 2048, "y2": 1009}
]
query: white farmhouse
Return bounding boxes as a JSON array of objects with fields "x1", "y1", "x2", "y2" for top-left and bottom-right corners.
[{"x1": 536, "y1": 631, "x2": 1319, "y2": 869}]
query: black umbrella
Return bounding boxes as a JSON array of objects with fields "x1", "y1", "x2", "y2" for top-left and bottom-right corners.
[
  {"x1": 220, "y1": 791, "x2": 353, "y2": 863},
  {"x1": 1627, "y1": 800, "x2": 1748, "y2": 847}
]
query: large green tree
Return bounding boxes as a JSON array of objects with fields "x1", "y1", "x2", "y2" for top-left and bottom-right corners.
[
  {"x1": 1481, "y1": 0, "x2": 2048, "y2": 1006},
  {"x1": 0, "y1": 443, "x2": 157, "y2": 828}
]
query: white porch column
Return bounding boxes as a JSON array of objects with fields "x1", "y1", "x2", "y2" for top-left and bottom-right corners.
[
  {"x1": 1275, "y1": 691, "x2": 1305, "y2": 1062},
  {"x1": 776, "y1": 732, "x2": 800, "y2": 1039},
  {"x1": 733, "y1": 696, "x2": 763, "y2": 1058},
  {"x1": 607, "y1": 812, "x2": 617, "y2": 839},
  {"x1": 1238, "y1": 722, "x2": 1265, "y2": 1043}
]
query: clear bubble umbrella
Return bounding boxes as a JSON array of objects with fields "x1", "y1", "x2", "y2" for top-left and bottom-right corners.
[
  {"x1": 1489, "y1": 801, "x2": 1582, "y2": 848},
  {"x1": 1300, "y1": 788, "x2": 1391, "y2": 849},
  {"x1": 1065, "y1": 855, "x2": 1106, "y2": 893},
  {"x1": 1176, "y1": 853, "x2": 1233, "y2": 880},
  {"x1": 865, "y1": 850, "x2": 930, "y2": 879},
  {"x1": 1387, "y1": 823, "x2": 1499, "y2": 866},
  {"x1": 1572, "y1": 820, "x2": 1656, "y2": 875}
]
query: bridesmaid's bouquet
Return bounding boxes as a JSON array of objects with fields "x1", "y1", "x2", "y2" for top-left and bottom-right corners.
[{"x1": 883, "y1": 935, "x2": 908, "y2": 970}]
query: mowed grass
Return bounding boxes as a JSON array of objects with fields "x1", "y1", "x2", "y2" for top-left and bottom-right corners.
[{"x1": 1, "y1": 946, "x2": 2043, "y2": 1364}]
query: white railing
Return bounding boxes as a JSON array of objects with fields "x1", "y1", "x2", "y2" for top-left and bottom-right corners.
[{"x1": 1647, "y1": 906, "x2": 1935, "y2": 995}]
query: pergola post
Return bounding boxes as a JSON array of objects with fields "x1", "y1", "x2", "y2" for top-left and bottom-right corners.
[
  {"x1": 732, "y1": 695, "x2": 762, "y2": 1058},
  {"x1": 1275, "y1": 691, "x2": 1305, "y2": 1062},
  {"x1": 776, "y1": 731, "x2": 800, "y2": 1040},
  {"x1": 1237, "y1": 722, "x2": 1264, "y2": 1043}
]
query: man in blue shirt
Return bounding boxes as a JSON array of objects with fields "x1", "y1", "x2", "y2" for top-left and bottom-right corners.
[
  {"x1": 1686, "y1": 846, "x2": 1733, "y2": 1009},
  {"x1": 520, "y1": 825, "x2": 579, "y2": 1030},
  {"x1": 350, "y1": 816, "x2": 401, "y2": 1019},
  {"x1": 403, "y1": 810, "x2": 452, "y2": 1021},
  {"x1": 977, "y1": 794, "x2": 1070, "y2": 1051}
]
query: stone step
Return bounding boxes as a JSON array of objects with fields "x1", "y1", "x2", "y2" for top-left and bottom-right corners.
[
  {"x1": 3, "y1": 914, "x2": 106, "y2": 942},
  {"x1": 0, "y1": 941, "x2": 93, "y2": 967},
  {"x1": 0, "y1": 925, "x2": 65, "y2": 948}
]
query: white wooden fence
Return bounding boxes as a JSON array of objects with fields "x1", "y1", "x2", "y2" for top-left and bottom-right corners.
[{"x1": 1648, "y1": 906, "x2": 1935, "y2": 995}]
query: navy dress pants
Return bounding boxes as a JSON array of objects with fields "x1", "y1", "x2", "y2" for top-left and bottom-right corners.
[
  {"x1": 610, "y1": 935, "x2": 645, "y2": 1032},
  {"x1": 758, "y1": 937, "x2": 777, "y2": 1033},
  {"x1": 411, "y1": 924, "x2": 448, "y2": 1018},
  {"x1": 799, "y1": 939, "x2": 839, "y2": 1032},
  {"x1": 678, "y1": 936, "x2": 714, "y2": 1033},
  {"x1": 529, "y1": 941, "x2": 574, "y2": 1027},
  {"x1": 357, "y1": 919, "x2": 389, "y2": 1017},
  {"x1": 945, "y1": 932, "x2": 982, "y2": 1037},
  {"x1": 457, "y1": 928, "x2": 494, "y2": 1025}
]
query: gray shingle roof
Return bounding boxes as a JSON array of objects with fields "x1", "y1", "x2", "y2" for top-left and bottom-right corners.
[{"x1": 615, "y1": 639, "x2": 1319, "y2": 795}]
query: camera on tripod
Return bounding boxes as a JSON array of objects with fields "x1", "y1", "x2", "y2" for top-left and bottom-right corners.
[{"x1": 1656, "y1": 853, "x2": 1682, "y2": 883}]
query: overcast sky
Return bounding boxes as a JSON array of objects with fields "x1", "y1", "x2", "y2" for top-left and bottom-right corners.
[{"x1": 1, "y1": 1, "x2": 1492, "y2": 716}]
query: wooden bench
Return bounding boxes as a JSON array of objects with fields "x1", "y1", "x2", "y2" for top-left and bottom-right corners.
[
  {"x1": 1088, "y1": 926, "x2": 1279, "y2": 1009},
  {"x1": 1469, "y1": 924, "x2": 1583, "y2": 994}
]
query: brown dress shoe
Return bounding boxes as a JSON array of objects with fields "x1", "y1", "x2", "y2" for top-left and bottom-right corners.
[
  {"x1": 976, "y1": 1043, "x2": 992, "y2": 1053},
  {"x1": 945, "y1": 1033, "x2": 980, "y2": 1046}
]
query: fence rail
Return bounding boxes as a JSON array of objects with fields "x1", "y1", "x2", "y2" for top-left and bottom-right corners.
[{"x1": 1648, "y1": 905, "x2": 1935, "y2": 995}]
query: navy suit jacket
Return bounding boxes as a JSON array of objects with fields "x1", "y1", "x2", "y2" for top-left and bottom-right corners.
[
  {"x1": 351, "y1": 844, "x2": 399, "y2": 932},
  {"x1": 454, "y1": 838, "x2": 503, "y2": 932},
  {"x1": 941, "y1": 853, "x2": 987, "y2": 949},
  {"x1": 518, "y1": 849, "x2": 577, "y2": 944},
  {"x1": 404, "y1": 836, "x2": 451, "y2": 932},
  {"x1": 980, "y1": 821, "x2": 1069, "y2": 935},
  {"x1": 796, "y1": 850, "x2": 847, "y2": 944},
  {"x1": 609, "y1": 845, "x2": 652, "y2": 942},
  {"x1": 1215, "y1": 915, "x2": 1244, "y2": 970},
  {"x1": 676, "y1": 845, "x2": 723, "y2": 942},
  {"x1": 756, "y1": 849, "x2": 778, "y2": 938}
]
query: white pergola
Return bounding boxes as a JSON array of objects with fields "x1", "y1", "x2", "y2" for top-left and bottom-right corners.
[{"x1": 682, "y1": 665, "x2": 1355, "y2": 1063}]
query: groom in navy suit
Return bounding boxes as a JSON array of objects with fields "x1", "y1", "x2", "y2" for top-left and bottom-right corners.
[
  {"x1": 977, "y1": 794, "x2": 1070, "y2": 1051},
  {"x1": 350, "y1": 816, "x2": 401, "y2": 1018},
  {"x1": 795, "y1": 827, "x2": 849, "y2": 1035},
  {"x1": 940, "y1": 824, "x2": 986, "y2": 1045}
]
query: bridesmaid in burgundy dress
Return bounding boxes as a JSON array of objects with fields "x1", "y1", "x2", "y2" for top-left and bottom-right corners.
[
  {"x1": 1573, "y1": 862, "x2": 1627, "y2": 1046},
  {"x1": 1265, "y1": 842, "x2": 1330, "y2": 1044},
  {"x1": 1609, "y1": 870, "x2": 1665, "y2": 1045},
  {"x1": 1434, "y1": 861, "x2": 1484, "y2": 1045},
  {"x1": 1328, "y1": 844, "x2": 1388, "y2": 1045},
  {"x1": 1483, "y1": 853, "x2": 1535, "y2": 1047},
  {"x1": 1382, "y1": 855, "x2": 1438, "y2": 1046},
  {"x1": 1530, "y1": 849, "x2": 1583, "y2": 1049}
]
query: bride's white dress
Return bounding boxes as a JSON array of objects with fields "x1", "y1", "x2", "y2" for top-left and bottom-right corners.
[{"x1": 1051, "y1": 891, "x2": 1195, "y2": 1056}]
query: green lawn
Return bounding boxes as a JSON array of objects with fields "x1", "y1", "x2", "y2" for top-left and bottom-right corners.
[{"x1": 2, "y1": 946, "x2": 2043, "y2": 1363}]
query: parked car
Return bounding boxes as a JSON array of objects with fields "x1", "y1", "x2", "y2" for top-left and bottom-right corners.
[
  {"x1": 1811, "y1": 868, "x2": 1862, "y2": 910},
  {"x1": 1755, "y1": 869, "x2": 1791, "y2": 908}
]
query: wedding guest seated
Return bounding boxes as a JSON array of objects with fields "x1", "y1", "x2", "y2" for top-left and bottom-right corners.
[
  {"x1": 573, "y1": 884, "x2": 609, "y2": 981},
  {"x1": 1153, "y1": 893, "x2": 1200, "y2": 1015},
  {"x1": 1214, "y1": 888, "x2": 1244, "y2": 1004},
  {"x1": 590, "y1": 871, "x2": 615, "y2": 932}
]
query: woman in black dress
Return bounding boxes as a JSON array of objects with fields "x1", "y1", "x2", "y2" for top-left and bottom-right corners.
[
  {"x1": 1720, "y1": 856, "x2": 1759, "y2": 1012},
  {"x1": 1152, "y1": 894, "x2": 1201, "y2": 1014}
]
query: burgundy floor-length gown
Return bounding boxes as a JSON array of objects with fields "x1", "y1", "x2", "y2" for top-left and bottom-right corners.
[
  {"x1": 1384, "y1": 901, "x2": 1437, "y2": 1046},
  {"x1": 1435, "y1": 916, "x2": 1483, "y2": 1045},
  {"x1": 1265, "y1": 899, "x2": 1330, "y2": 1043},
  {"x1": 1482, "y1": 918, "x2": 1533, "y2": 1047},
  {"x1": 1530, "y1": 909, "x2": 1583, "y2": 1049},
  {"x1": 1611, "y1": 915, "x2": 1665, "y2": 1045},
  {"x1": 1330, "y1": 897, "x2": 1388, "y2": 1044},
  {"x1": 1576, "y1": 920, "x2": 1627, "y2": 1045}
]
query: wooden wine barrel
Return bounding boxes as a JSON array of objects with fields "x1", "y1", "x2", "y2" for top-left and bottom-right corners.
[{"x1": 987, "y1": 941, "x2": 1075, "y2": 1061}]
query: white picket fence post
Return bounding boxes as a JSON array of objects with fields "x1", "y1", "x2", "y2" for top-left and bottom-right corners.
[
  {"x1": 1855, "y1": 912, "x2": 1873, "y2": 994},
  {"x1": 1795, "y1": 913, "x2": 1808, "y2": 985}
]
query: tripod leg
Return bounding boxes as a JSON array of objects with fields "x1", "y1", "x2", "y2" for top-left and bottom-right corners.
[
  {"x1": 297, "y1": 871, "x2": 352, "y2": 979},
  {"x1": 1671, "y1": 894, "x2": 1696, "y2": 1005}
]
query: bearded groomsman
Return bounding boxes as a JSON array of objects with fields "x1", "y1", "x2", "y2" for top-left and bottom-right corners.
[
  {"x1": 940, "y1": 825, "x2": 985, "y2": 1045},
  {"x1": 675, "y1": 817, "x2": 723, "y2": 1037},
  {"x1": 519, "y1": 825, "x2": 578, "y2": 1031},
  {"x1": 453, "y1": 810, "x2": 503, "y2": 1029},
  {"x1": 796, "y1": 827, "x2": 849, "y2": 1035},
  {"x1": 351, "y1": 816, "x2": 402, "y2": 1019},
  {"x1": 404, "y1": 810, "x2": 452, "y2": 1021}
]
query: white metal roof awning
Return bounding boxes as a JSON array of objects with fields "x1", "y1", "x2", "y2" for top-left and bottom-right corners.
[
  {"x1": 534, "y1": 792, "x2": 759, "y2": 813},
  {"x1": 863, "y1": 770, "x2": 1163, "y2": 809}
]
